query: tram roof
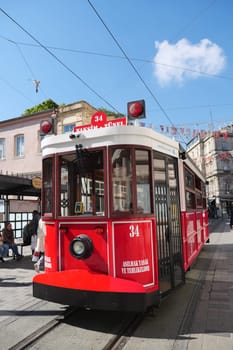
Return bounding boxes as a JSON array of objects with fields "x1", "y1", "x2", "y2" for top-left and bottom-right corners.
[
  {"x1": 41, "y1": 125, "x2": 180, "y2": 158},
  {"x1": 0, "y1": 174, "x2": 40, "y2": 197}
]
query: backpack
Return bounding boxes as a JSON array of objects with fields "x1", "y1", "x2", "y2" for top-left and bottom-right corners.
[{"x1": 23, "y1": 222, "x2": 33, "y2": 245}]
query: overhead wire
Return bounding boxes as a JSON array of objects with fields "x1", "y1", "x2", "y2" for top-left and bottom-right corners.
[
  {"x1": 1, "y1": 34, "x2": 233, "y2": 82},
  {"x1": 0, "y1": 7, "x2": 120, "y2": 114},
  {"x1": 2, "y1": 33, "x2": 233, "y2": 122},
  {"x1": 15, "y1": 43, "x2": 48, "y2": 97},
  {"x1": 87, "y1": 0, "x2": 188, "y2": 145},
  {"x1": 0, "y1": 74, "x2": 34, "y2": 103},
  {"x1": 0, "y1": 3, "x2": 229, "y2": 134}
]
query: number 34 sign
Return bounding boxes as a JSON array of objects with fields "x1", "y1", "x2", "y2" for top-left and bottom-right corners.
[
  {"x1": 74, "y1": 111, "x2": 126, "y2": 132},
  {"x1": 113, "y1": 221, "x2": 155, "y2": 285}
]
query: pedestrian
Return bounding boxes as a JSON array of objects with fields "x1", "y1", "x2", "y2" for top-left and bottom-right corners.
[
  {"x1": 2, "y1": 222, "x2": 22, "y2": 260},
  {"x1": 31, "y1": 210, "x2": 41, "y2": 236},
  {"x1": 0, "y1": 233, "x2": 8, "y2": 262},
  {"x1": 33, "y1": 218, "x2": 45, "y2": 273},
  {"x1": 230, "y1": 207, "x2": 233, "y2": 230}
]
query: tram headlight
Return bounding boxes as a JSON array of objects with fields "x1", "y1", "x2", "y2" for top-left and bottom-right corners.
[{"x1": 70, "y1": 234, "x2": 93, "y2": 259}]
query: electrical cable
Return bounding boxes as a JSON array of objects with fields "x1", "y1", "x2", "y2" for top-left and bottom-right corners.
[
  {"x1": 0, "y1": 7, "x2": 120, "y2": 114},
  {"x1": 1, "y1": 34, "x2": 233, "y2": 82},
  {"x1": 87, "y1": 0, "x2": 187, "y2": 145},
  {"x1": 0, "y1": 74, "x2": 34, "y2": 103},
  {"x1": 15, "y1": 44, "x2": 48, "y2": 97}
]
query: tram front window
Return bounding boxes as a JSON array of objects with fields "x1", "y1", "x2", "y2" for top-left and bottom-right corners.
[
  {"x1": 111, "y1": 148, "x2": 152, "y2": 215},
  {"x1": 112, "y1": 148, "x2": 132, "y2": 212},
  {"x1": 136, "y1": 149, "x2": 151, "y2": 214},
  {"x1": 59, "y1": 150, "x2": 104, "y2": 216}
]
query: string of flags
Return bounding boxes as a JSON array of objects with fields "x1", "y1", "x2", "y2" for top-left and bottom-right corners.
[
  {"x1": 137, "y1": 122, "x2": 233, "y2": 141},
  {"x1": 192, "y1": 150, "x2": 233, "y2": 164},
  {"x1": 158, "y1": 125, "x2": 231, "y2": 140}
]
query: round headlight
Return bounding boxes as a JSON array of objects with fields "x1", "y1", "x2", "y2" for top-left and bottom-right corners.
[
  {"x1": 72, "y1": 240, "x2": 85, "y2": 256},
  {"x1": 70, "y1": 234, "x2": 93, "y2": 259}
]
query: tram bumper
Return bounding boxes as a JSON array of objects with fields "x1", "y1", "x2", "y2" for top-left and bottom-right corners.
[{"x1": 33, "y1": 270, "x2": 160, "y2": 312}]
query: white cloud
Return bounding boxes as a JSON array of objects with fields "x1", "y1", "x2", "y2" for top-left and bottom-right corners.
[{"x1": 153, "y1": 38, "x2": 226, "y2": 86}]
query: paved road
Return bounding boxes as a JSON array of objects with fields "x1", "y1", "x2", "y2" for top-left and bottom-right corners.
[
  {"x1": 124, "y1": 218, "x2": 233, "y2": 350},
  {"x1": 1, "y1": 219, "x2": 232, "y2": 349}
]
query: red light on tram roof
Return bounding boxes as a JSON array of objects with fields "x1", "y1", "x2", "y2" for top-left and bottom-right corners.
[
  {"x1": 127, "y1": 100, "x2": 146, "y2": 120},
  {"x1": 40, "y1": 119, "x2": 54, "y2": 135}
]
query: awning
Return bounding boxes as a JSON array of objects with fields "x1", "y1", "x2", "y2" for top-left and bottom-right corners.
[{"x1": 0, "y1": 174, "x2": 41, "y2": 197}]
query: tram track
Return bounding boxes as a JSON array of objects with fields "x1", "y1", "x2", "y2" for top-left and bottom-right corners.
[
  {"x1": 9, "y1": 256, "x2": 218, "y2": 350},
  {"x1": 8, "y1": 223, "x2": 224, "y2": 350},
  {"x1": 8, "y1": 306, "x2": 78, "y2": 350},
  {"x1": 9, "y1": 305, "x2": 145, "y2": 350}
]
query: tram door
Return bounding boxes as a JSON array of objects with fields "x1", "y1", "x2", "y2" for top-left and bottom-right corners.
[{"x1": 153, "y1": 152, "x2": 184, "y2": 293}]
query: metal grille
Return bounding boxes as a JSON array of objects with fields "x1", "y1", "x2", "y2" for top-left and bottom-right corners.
[{"x1": 153, "y1": 152, "x2": 184, "y2": 292}]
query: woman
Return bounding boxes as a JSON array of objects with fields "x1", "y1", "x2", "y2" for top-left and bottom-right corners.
[{"x1": 2, "y1": 222, "x2": 22, "y2": 260}]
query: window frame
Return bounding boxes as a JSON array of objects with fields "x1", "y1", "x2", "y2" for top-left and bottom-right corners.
[
  {"x1": 15, "y1": 134, "x2": 24, "y2": 158},
  {"x1": 0, "y1": 138, "x2": 6, "y2": 160},
  {"x1": 110, "y1": 145, "x2": 153, "y2": 217}
]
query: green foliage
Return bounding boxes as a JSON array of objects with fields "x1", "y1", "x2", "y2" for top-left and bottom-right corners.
[
  {"x1": 97, "y1": 108, "x2": 124, "y2": 118},
  {"x1": 22, "y1": 99, "x2": 59, "y2": 115}
]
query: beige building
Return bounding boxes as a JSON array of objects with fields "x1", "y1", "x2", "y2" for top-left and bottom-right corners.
[
  {"x1": 0, "y1": 100, "x2": 97, "y2": 178},
  {"x1": 0, "y1": 100, "x2": 99, "y2": 235},
  {"x1": 186, "y1": 127, "x2": 233, "y2": 217}
]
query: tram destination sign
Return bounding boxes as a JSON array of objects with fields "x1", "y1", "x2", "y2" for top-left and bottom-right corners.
[{"x1": 74, "y1": 111, "x2": 127, "y2": 132}]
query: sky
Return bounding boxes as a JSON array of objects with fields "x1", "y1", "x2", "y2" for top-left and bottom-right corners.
[{"x1": 0, "y1": 0, "x2": 233, "y2": 144}]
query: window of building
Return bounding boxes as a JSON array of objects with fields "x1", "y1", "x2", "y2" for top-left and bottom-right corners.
[
  {"x1": 15, "y1": 134, "x2": 24, "y2": 158},
  {"x1": 64, "y1": 124, "x2": 75, "y2": 133},
  {"x1": 222, "y1": 141, "x2": 228, "y2": 151},
  {"x1": 225, "y1": 181, "x2": 230, "y2": 193},
  {"x1": 0, "y1": 139, "x2": 6, "y2": 159}
]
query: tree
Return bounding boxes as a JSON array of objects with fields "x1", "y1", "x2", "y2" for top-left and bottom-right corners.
[
  {"x1": 22, "y1": 99, "x2": 59, "y2": 115},
  {"x1": 97, "y1": 107, "x2": 124, "y2": 118}
]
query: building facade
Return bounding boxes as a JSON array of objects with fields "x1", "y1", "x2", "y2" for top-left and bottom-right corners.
[
  {"x1": 186, "y1": 127, "x2": 233, "y2": 217},
  {"x1": 0, "y1": 100, "x2": 98, "y2": 233},
  {"x1": 0, "y1": 100, "x2": 97, "y2": 178}
]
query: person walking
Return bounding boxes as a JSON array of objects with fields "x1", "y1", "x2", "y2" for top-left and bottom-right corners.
[
  {"x1": 230, "y1": 206, "x2": 233, "y2": 230},
  {"x1": 2, "y1": 222, "x2": 22, "y2": 260},
  {"x1": 31, "y1": 210, "x2": 41, "y2": 236},
  {"x1": 33, "y1": 218, "x2": 45, "y2": 273}
]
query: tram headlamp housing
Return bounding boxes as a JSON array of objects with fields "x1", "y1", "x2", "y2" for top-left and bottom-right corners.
[{"x1": 70, "y1": 234, "x2": 93, "y2": 259}]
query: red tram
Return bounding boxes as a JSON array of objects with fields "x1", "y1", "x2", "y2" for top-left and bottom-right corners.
[{"x1": 33, "y1": 111, "x2": 209, "y2": 312}]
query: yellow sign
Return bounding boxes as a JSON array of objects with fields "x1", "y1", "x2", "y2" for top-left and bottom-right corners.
[{"x1": 32, "y1": 177, "x2": 42, "y2": 189}]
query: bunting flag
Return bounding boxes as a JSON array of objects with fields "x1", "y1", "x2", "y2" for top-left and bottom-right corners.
[
  {"x1": 200, "y1": 151, "x2": 233, "y2": 164},
  {"x1": 158, "y1": 125, "x2": 230, "y2": 140}
]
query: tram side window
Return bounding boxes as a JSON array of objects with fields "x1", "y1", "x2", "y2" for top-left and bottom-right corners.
[
  {"x1": 135, "y1": 149, "x2": 152, "y2": 214},
  {"x1": 43, "y1": 157, "x2": 53, "y2": 214},
  {"x1": 186, "y1": 191, "x2": 196, "y2": 209},
  {"x1": 60, "y1": 150, "x2": 105, "y2": 216},
  {"x1": 184, "y1": 167, "x2": 206, "y2": 210},
  {"x1": 112, "y1": 148, "x2": 132, "y2": 212}
]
